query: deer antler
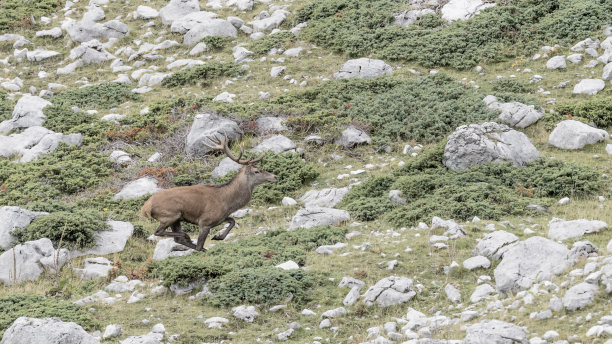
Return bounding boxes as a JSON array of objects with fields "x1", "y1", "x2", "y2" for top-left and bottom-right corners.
[{"x1": 203, "y1": 132, "x2": 264, "y2": 165}]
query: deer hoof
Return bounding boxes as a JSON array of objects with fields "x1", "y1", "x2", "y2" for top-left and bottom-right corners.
[{"x1": 212, "y1": 235, "x2": 223, "y2": 240}]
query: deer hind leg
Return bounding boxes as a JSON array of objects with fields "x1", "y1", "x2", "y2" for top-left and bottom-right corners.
[
  {"x1": 212, "y1": 218, "x2": 235, "y2": 241},
  {"x1": 171, "y1": 221, "x2": 196, "y2": 250},
  {"x1": 154, "y1": 219, "x2": 196, "y2": 250}
]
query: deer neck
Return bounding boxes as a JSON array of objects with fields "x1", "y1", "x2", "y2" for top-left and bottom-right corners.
[{"x1": 221, "y1": 169, "x2": 253, "y2": 214}]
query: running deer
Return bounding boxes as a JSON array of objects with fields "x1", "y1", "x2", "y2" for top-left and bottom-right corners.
[{"x1": 140, "y1": 135, "x2": 277, "y2": 251}]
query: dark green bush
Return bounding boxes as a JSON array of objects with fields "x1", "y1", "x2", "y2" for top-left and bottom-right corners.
[
  {"x1": 297, "y1": 0, "x2": 611, "y2": 69},
  {"x1": 0, "y1": 294, "x2": 97, "y2": 337},
  {"x1": 201, "y1": 36, "x2": 230, "y2": 50},
  {"x1": 161, "y1": 62, "x2": 244, "y2": 87},
  {"x1": 207, "y1": 267, "x2": 319, "y2": 306},
  {"x1": 42, "y1": 105, "x2": 114, "y2": 146},
  {"x1": 0, "y1": 0, "x2": 59, "y2": 31},
  {"x1": 0, "y1": 91, "x2": 13, "y2": 122},
  {"x1": 249, "y1": 31, "x2": 296, "y2": 55},
  {"x1": 11, "y1": 210, "x2": 109, "y2": 249},
  {"x1": 492, "y1": 79, "x2": 532, "y2": 94},
  {"x1": 265, "y1": 74, "x2": 495, "y2": 146},
  {"x1": 555, "y1": 98, "x2": 612, "y2": 128},
  {"x1": 52, "y1": 83, "x2": 138, "y2": 110},
  {"x1": 342, "y1": 143, "x2": 602, "y2": 224},
  {"x1": 0, "y1": 144, "x2": 113, "y2": 205},
  {"x1": 149, "y1": 226, "x2": 345, "y2": 305},
  {"x1": 417, "y1": 14, "x2": 445, "y2": 28}
]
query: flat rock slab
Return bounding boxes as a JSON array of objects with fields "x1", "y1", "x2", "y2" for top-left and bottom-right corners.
[
  {"x1": 185, "y1": 113, "x2": 242, "y2": 156},
  {"x1": 71, "y1": 221, "x2": 134, "y2": 258},
  {"x1": 232, "y1": 305, "x2": 258, "y2": 322},
  {"x1": 483, "y1": 95, "x2": 543, "y2": 128},
  {"x1": 73, "y1": 257, "x2": 113, "y2": 279},
  {"x1": 112, "y1": 177, "x2": 161, "y2": 200},
  {"x1": 251, "y1": 134, "x2": 296, "y2": 154},
  {"x1": 363, "y1": 276, "x2": 417, "y2": 307},
  {"x1": 463, "y1": 319, "x2": 527, "y2": 344},
  {"x1": 183, "y1": 20, "x2": 237, "y2": 46},
  {"x1": 441, "y1": 0, "x2": 495, "y2": 22},
  {"x1": 0, "y1": 206, "x2": 48, "y2": 250},
  {"x1": 1, "y1": 317, "x2": 99, "y2": 344},
  {"x1": 333, "y1": 58, "x2": 392, "y2": 79},
  {"x1": 153, "y1": 238, "x2": 195, "y2": 261},
  {"x1": 563, "y1": 282, "x2": 599, "y2": 311},
  {"x1": 472, "y1": 230, "x2": 518, "y2": 259},
  {"x1": 548, "y1": 218, "x2": 608, "y2": 241},
  {"x1": 494, "y1": 236, "x2": 570, "y2": 293},
  {"x1": 463, "y1": 255, "x2": 491, "y2": 270},
  {"x1": 548, "y1": 120, "x2": 609, "y2": 149},
  {"x1": 160, "y1": 0, "x2": 200, "y2": 25},
  {"x1": 443, "y1": 122, "x2": 540, "y2": 170},
  {"x1": 573, "y1": 79, "x2": 606, "y2": 95},
  {"x1": 335, "y1": 125, "x2": 372, "y2": 147},
  {"x1": 300, "y1": 187, "x2": 350, "y2": 208},
  {"x1": 0, "y1": 95, "x2": 51, "y2": 134},
  {"x1": 289, "y1": 207, "x2": 350, "y2": 230},
  {"x1": 0, "y1": 238, "x2": 67, "y2": 285}
]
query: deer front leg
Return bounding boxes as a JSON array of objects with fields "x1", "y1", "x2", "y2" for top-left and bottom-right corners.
[
  {"x1": 195, "y1": 224, "x2": 211, "y2": 251},
  {"x1": 212, "y1": 218, "x2": 235, "y2": 240}
]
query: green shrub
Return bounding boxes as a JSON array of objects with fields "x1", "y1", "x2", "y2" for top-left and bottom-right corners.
[
  {"x1": 0, "y1": 294, "x2": 98, "y2": 338},
  {"x1": 0, "y1": 0, "x2": 59, "y2": 31},
  {"x1": 264, "y1": 74, "x2": 495, "y2": 146},
  {"x1": 207, "y1": 267, "x2": 320, "y2": 306},
  {"x1": 0, "y1": 91, "x2": 13, "y2": 122},
  {"x1": 149, "y1": 226, "x2": 345, "y2": 305},
  {"x1": 297, "y1": 0, "x2": 611, "y2": 69},
  {"x1": 11, "y1": 210, "x2": 109, "y2": 249},
  {"x1": 249, "y1": 31, "x2": 296, "y2": 55},
  {"x1": 555, "y1": 98, "x2": 612, "y2": 128},
  {"x1": 492, "y1": 79, "x2": 532, "y2": 94},
  {"x1": 42, "y1": 105, "x2": 115, "y2": 146},
  {"x1": 0, "y1": 144, "x2": 113, "y2": 205},
  {"x1": 342, "y1": 144, "x2": 602, "y2": 224},
  {"x1": 52, "y1": 83, "x2": 138, "y2": 110},
  {"x1": 417, "y1": 14, "x2": 445, "y2": 28},
  {"x1": 161, "y1": 62, "x2": 244, "y2": 87},
  {"x1": 201, "y1": 36, "x2": 230, "y2": 50}
]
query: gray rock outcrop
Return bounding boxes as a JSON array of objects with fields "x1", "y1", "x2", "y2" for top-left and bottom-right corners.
[
  {"x1": 183, "y1": 20, "x2": 237, "y2": 46},
  {"x1": 160, "y1": 0, "x2": 200, "y2": 25},
  {"x1": 472, "y1": 230, "x2": 519, "y2": 259},
  {"x1": 483, "y1": 95, "x2": 543, "y2": 128},
  {"x1": 563, "y1": 282, "x2": 599, "y2": 311},
  {"x1": 289, "y1": 207, "x2": 350, "y2": 230},
  {"x1": 0, "y1": 238, "x2": 68, "y2": 285},
  {"x1": 0, "y1": 95, "x2": 51, "y2": 134},
  {"x1": 363, "y1": 276, "x2": 417, "y2": 307},
  {"x1": 443, "y1": 122, "x2": 539, "y2": 170},
  {"x1": 335, "y1": 125, "x2": 372, "y2": 147},
  {"x1": 441, "y1": 0, "x2": 495, "y2": 22},
  {"x1": 71, "y1": 221, "x2": 134, "y2": 258},
  {"x1": 548, "y1": 218, "x2": 608, "y2": 241},
  {"x1": 573, "y1": 79, "x2": 606, "y2": 95},
  {"x1": 251, "y1": 135, "x2": 296, "y2": 154},
  {"x1": 548, "y1": 120, "x2": 609, "y2": 150},
  {"x1": 300, "y1": 187, "x2": 350, "y2": 208},
  {"x1": 185, "y1": 113, "x2": 242, "y2": 156},
  {"x1": 0, "y1": 317, "x2": 99, "y2": 344},
  {"x1": 0, "y1": 206, "x2": 48, "y2": 250},
  {"x1": 463, "y1": 319, "x2": 527, "y2": 344},
  {"x1": 112, "y1": 177, "x2": 161, "y2": 200},
  {"x1": 333, "y1": 58, "x2": 392, "y2": 79}
]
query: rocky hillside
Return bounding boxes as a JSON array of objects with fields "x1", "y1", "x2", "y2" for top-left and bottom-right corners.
[{"x1": 0, "y1": 0, "x2": 611, "y2": 343}]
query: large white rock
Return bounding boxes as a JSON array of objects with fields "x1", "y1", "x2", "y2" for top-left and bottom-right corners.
[
  {"x1": 251, "y1": 135, "x2": 296, "y2": 154},
  {"x1": 470, "y1": 283, "x2": 496, "y2": 303},
  {"x1": 335, "y1": 125, "x2": 372, "y2": 147},
  {"x1": 0, "y1": 238, "x2": 67, "y2": 285},
  {"x1": 26, "y1": 49, "x2": 61, "y2": 62},
  {"x1": 249, "y1": 10, "x2": 289, "y2": 32},
  {"x1": 333, "y1": 58, "x2": 392, "y2": 79},
  {"x1": 602, "y1": 62, "x2": 612, "y2": 80},
  {"x1": 121, "y1": 332, "x2": 163, "y2": 344},
  {"x1": 472, "y1": 230, "x2": 519, "y2": 259},
  {"x1": 546, "y1": 56, "x2": 566, "y2": 69},
  {"x1": 232, "y1": 305, "x2": 259, "y2": 322},
  {"x1": 563, "y1": 282, "x2": 599, "y2": 311},
  {"x1": 362, "y1": 276, "x2": 417, "y2": 307},
  {"x1": 572, "y1": 79, "x2": 606, "y2": 95},
  {"x1": 0, "y1": 126, "x2": 82, "y2": 163},
  {"x1": 153, "y1": 238, "x2": 194, "y2": 261},
  {"x1": 134, "y1": 6, "x2": 159, "y2": 19},
  {"x1": 69, "y1": 40, "x2": 115, "y2": 65},
  {"x1": 441, "y1": 0, "x2": 495, "y2": 22},
  {"x1": 71, "y1": 221, "x2": 134, "y2": 257},
  {"x1": 160, "y1": 0, "x2": 200, "y2": 25},
  {"x1": 112, "y1": 177, "x2": 161, "y2": 200},
  {"x1": 0, "y1": 317, "x2": 99, "y2": 344},
  {"x1": 73, "y1": 257, "x2": 113, "y2": 279},
  {"x1": 300, "y1": 187, "x2": 350, "y2": 208},
  {"x1": 483, "y1": 95, "x2": 543, "y2": 128},
  {"x1": 463, "y1": 255, "x2": 491, "y2": 270},
  {"x1": 463, "y1": 320, "x2": 527, "y2": 344},
  {"x1": 211, "y1": 157, "x2": 242, "y2": 178},
  {"x1": 62, "y1": 18, "x2": 129, "y2": 43},
  {"x1": 0, "y1": 95, "x2": 51, "y2": 134},
  {"x1": 255, "y1": 117, "x2": 288, "y2": 135},
  {"x1": 548, "y1": 120, "x2": 609, "y2": 149},
  {"x1": 185, "y1": 113, "x2": 242, "y2": 156},
  {"x1": 393, "y1": 9, "x2": 436, "y2": 26},
  {"x1": 35, "y1": 27, "x2": 63, "y2": 38},
  {"x1": 443, "y1": 122, "x2": 540, "y2": 170},
  {"x1": 494, "y1": 236, "x2": 570, "y2": 293},
  {"x1": 444, "y1": 284, "x2": 461, "y2": 303},
  {"x1": 0, "y1": 206, "x2": 48, "y2": 250},
  {"x1": 289, "y1": 207, "x2": 350, "y2": 230},
  {"x1": 170, "y1": 11, "x2": 219, "y2": 34},
  {"x1": 183, "y1": 20, "x2": 237, "y2": 46},
  {"x1": 548, "y1": 218, "x2": 608, "y2": 241}
]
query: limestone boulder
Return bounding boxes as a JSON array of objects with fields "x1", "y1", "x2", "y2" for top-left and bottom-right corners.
[
  {"x1": 0, "y1": 95, "x2": 51, "y2": 134},
  {"x1": 112, "y1": 177, "x2": 161, "y2": 200},
  {"x1": 0, "y1": 206, "x2": 48, "y2": 250},
  {"x1": 546, "y1": 56, "x2": 566, "y2": 69},
  {"x1": 211, "y1": 157, "x2": 242, "y2": 178},
  {"x1": 335, "y1": 125, "x2": 372, "y2": 147},
  {"x1": 71, "y1": 221, "x2": 134, "y2": 257},
  {"x1": 443, "y1": 122, "x2": 540, "y2": 170},
  {"x1": 26, "y1": 49, "x2": 61, "y2": 62},
  {"x1": 0, "y1": 238, "x2": 68, "y2": 285},
  {"x1": 573, "y1": 79, "x2": 606, "y2": 95},
  {"x1": 254, "y1": 117, "x2": 288, "y2": 135},
  {"x1": 494, "y1": 236, "x2": 570, "y2": 293},
  {"x1": 170, "y1": 11, "x2": 218, "y2": 34},
  {"x1": 362, "y1": 276, "x2": 417, "y2": 307},
  {"x1": 289, "y1": 207, "x2": 350, "y2": 230},
  {"x1": 472, "y1": 230, "x2": 519, "y2": 259},
  {"x1": 62, "y1": 18, "x2": 129, "y2": 43},
  {"x1": 134, "y1": 6, "x2": 159, "y2": 19},
  {"x1": 153, "y1": 238, "x2": 195, "y2": 261},
  {"x1": 563, "y1": 282, "x2": 599, "y2": 311},
  {"x1": 463, "y1": 320, "x2": 527, "y2": 344},
  {"x1": 0, "y1": 317, "x2": 99, "y2": 344},
  {"x1": 183, "y1": 20, "x2": 237, "y2": 46},
  {"x1": 69, "y1": 40, "x2": 115, "y2": 65},
  {"x1": 333, "y1": 58, "x2": 392, "y2": 79},
  {"x1": 251, "y1": 135, "x2": 296, "y2": 154},
  {"x1": 441, "y1": 0, "x2": 495, "y2": 22},
  {"x1": 73, "y1": 257, "x2": 113, "y2": 279},
  {"x1": 160, "y1": 0, "x2": 200, "y2": 25},
  {"x1": 249, "y1": 10, "x2": 289, "y2": 32},
  {"x1": 300, "y1": 187, "x2": 350, "y2": 208},
  {"x1": 483, "y1": 95, "x2": 543, "y2": 128},
  {"x1": 185, "y1": 113, "x2": 242, "y2": 156},
  {"x1": 548, "y1": 218, "x2": 608, "y2": 241},
  {"x1": 548, "y1": 120, "x2": 609, "y2": 150},
  {"x1": 393, "y1": 9, "x2": 436, "y2": 26}
]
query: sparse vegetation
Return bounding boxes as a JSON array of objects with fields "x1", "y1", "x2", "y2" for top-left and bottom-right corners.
[
  {"x1": 555, "y1": 97, "x2": 612, "y2": 128},
  {"x1": 0, "y1": 0, "x2": 60, "y2": 31},
  {"x1": 52, "y1": 83, "x2": 138, "y2": 110},
  {"x1": 161, "y1": 62, "x2": 245, "y2": 87}
]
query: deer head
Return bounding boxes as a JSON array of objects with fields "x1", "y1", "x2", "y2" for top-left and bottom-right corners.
[{"x1": 204, "y1": 133, "x2": 277, "y2": 187}]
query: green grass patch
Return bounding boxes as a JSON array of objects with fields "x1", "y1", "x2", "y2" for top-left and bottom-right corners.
[
  {"x1": 248, "y1": 31, "x2": 297, "y2": 55},
  {"x1": 297, "y1": 0, "x2": 611, "y2": 69},
  {"x1": 161, "y1": 62, "x2": 245, "y2": 87},
  {"x1": 11, "y1": 210, "x2": 110, "y2": 249},
  {"x1": 0, "y1": 0, "x2": 60, "y2": 31},
  {"x1": 149, "y1": 226, "x2": 346, "y2": 306},
  {"x1": 52, "y1": 83, "x2": 138, "y2": 110},
  {"x1": 342, "y1": 143, "x2": 602, "y2": 224},
  {"x1": 0, "y1": 294, "x2": 98, "y2": 338}
]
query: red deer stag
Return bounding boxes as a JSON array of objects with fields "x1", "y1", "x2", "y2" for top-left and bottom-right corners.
[{"x1": 140, "y1": 134, "x2": 277, "y2": 251}]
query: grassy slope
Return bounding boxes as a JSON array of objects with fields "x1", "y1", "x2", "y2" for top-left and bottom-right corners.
[{"x1": 0, "y1": 0, "x2": 611, "y2": 343}]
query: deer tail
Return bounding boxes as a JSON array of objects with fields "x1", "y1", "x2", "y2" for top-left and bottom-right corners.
[{"x1": 140, "y1": 198, "x2": 153, "y2": 218}]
